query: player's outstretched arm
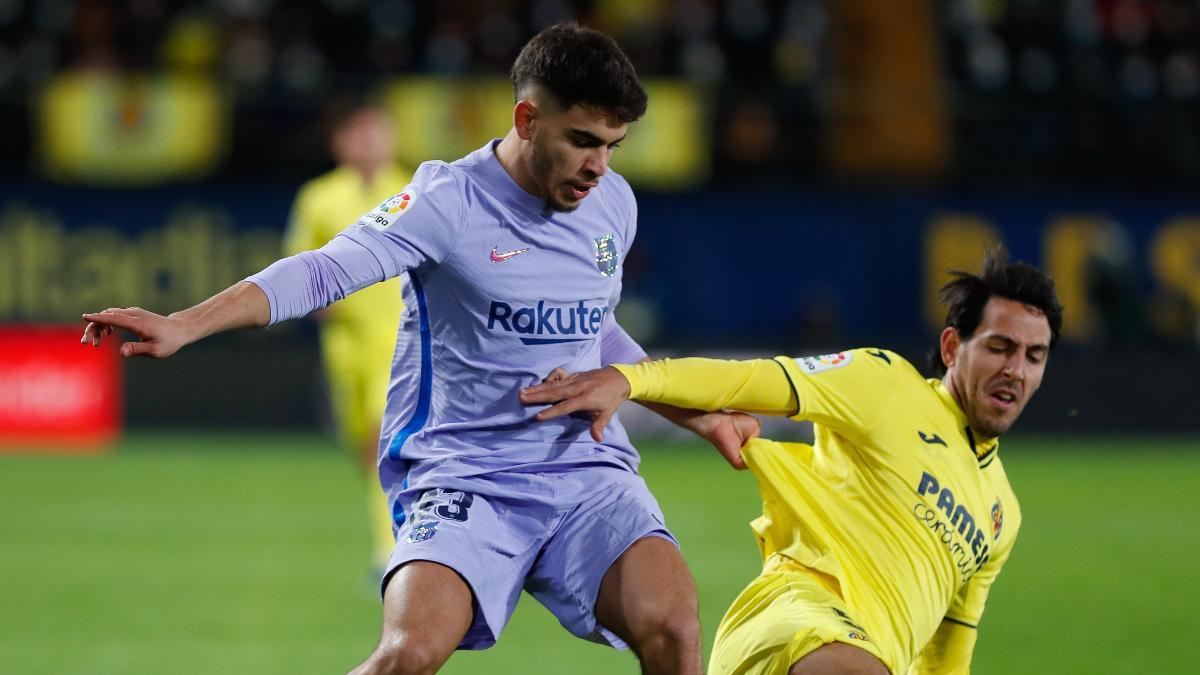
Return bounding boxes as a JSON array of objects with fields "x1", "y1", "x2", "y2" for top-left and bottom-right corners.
[
  {"x1": 81, "y1": 281, "x2": 271, "y2": 358},
  {"x1": 520, "y1": 365, "x2": 763, "y2": 469}
]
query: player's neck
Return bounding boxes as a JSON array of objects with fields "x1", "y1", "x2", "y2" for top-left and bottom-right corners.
[
  {"x1": 943, "y1": 372, "x2": 967, "y2": 417},
  {"x1": 494, "y1": 130, "x2": 543, "y2": 199},
  {"x1": 348, "y1": 162, "x2": 384, "y2": 188}
]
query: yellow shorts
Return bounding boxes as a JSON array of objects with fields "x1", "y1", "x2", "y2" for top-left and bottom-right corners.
[{"x1": 709, "y1": 558, "x2": 888, "y2": 675}]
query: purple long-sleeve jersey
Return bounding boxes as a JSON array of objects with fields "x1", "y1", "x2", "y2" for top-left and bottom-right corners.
[{"x1": 248, "y1": 140, "x2": 648, "y2": 510}]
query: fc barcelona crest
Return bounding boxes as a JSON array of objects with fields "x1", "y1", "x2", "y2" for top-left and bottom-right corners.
[
  {"x1": 407, "y1": 520, "x2": 438, "y2": 544},
  {"x1": 594, "y1": 234, "x2": 619, "y2": 277}
]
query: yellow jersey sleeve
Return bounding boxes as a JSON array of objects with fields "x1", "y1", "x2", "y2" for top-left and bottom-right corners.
[
  {"x1": 772, "y1": 349, "x2": 903, "y2": 441},
  {"x1": 945, "y1": 532, "x2": 1011, "y2": 627},
  {"x1": 907, "y1": 619, "x2": 977, "y2": 675},
  {"x1": 611, "y1": 358, "x2": 797, "y2": 415}
]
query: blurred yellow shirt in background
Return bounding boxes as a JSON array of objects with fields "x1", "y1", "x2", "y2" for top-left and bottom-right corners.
[{"x1": 283, "y1": 164, "x2": 410, "y2": 450}]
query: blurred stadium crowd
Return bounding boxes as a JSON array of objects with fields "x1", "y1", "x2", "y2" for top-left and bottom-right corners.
[
  {"x1": 0, "y1": 1, "x2": 1197, "y2": 436},
  {"x1": 1, "y1": 0, "x2": 1199, "y2": 182}
]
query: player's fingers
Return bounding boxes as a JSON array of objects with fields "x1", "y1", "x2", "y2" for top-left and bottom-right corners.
[
  {"x1": 590, "y1": 410, "x2": 613, "y2": 442},
  {"x1": 520, "y1": 381, "x2": 577, "y2": 404},
  {"x1": 81, "y1": 311, "x2": 143, "y2": 333},
  {"x1": 734, "y1": 412, "x2": 762, "y2": 445},
  {"x1": 81, "y1": 322, "x2": 114, "y2": 347},
  {"x1": 533, "y1": 399, "x2": 583, "y2": 421},
  {"x1": 120, "y1": 340, "x2": 155, "y2": 358},
  {"x1": 518, "y1": 382, "x2": 553, "y2": 402},
  {"x1": 715, "y1": 428, "x2": 748, "y2": 470},
  {"x1": 725, "y1": 446, "x2": 748, "y2": 470},
  {"x1": 543, "y1": 367, "x2": 570, "y2": 383}
]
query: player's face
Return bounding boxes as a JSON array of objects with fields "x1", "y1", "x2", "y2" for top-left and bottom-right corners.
[
  {"x1": 529, "y1": 104, "x2": 627, "y2": 212},
  {"x1": 333, "y1": 109, "x2": 395, "y2": 174},
  {"x1": 947, "y1": 297, "x2": 1052, "y2": 438}
]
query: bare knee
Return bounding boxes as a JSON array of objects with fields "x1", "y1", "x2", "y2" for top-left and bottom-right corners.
[
  {"x1": 628, "y1": 601, "x2": 701, "y2": 657},
  {"x1": 788, "y1": 642, "x2": 890, "y2": 675},
  {"x1": 355, "y1": 633, "x2": 445, "y2": 675}
]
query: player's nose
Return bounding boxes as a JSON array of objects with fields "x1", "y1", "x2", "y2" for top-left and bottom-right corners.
[
  {"x1": 1001, "y1": 354, "x2": 1026, "y2": 382},
  {"x1": 583, "y1": 149, "x2": 608, "y2": 177}
]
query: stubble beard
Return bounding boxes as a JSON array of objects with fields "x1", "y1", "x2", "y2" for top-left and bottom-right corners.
[{"x1": 530, "y1": 139, "x2": 577, "y2": 214}]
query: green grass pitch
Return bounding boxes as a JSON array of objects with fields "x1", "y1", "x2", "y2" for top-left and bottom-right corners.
[{"x1": 1, "y1": 432, "x2": 1197, "y2": 673}]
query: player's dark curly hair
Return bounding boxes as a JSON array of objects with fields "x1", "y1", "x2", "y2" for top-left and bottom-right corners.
[
  {"x1": 929, "y1": 245, "x2": 1064, "y2": 376},
  {"x1": 511, "y1": 22, "x2": 647, "y2": 123}
]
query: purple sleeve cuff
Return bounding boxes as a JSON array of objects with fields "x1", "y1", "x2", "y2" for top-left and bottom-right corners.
[
  {"x1": 244, "y1": 234, "x2": 391, "y2": 325},
  {"x1": 244, "y1": 275, "x2": 282, "y2": 325},
  {"x1": 600, "y1": 315, "x2": 647, "y2": 366}
]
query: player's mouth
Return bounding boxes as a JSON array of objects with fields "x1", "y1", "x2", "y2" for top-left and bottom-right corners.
[
  {"x1": 988, "y1": 386, "x2": 1020, "y2": 411},
  {"x1": 566, "y1": 180, "x2": 597, "y2": 200}
]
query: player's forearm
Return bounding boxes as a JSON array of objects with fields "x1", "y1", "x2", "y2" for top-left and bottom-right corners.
[
  {"x1": 612, "y1": 358, "x2": 797, "y2": 415},
  {"x1": 168, "y1": 281, "x2": 271, "y2": 344}
]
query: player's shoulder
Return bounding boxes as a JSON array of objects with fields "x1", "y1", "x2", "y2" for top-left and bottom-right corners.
[
  {"x1": 779, "y1": 347, "x2": 915, "y2": 379},
  {"x1": 853, "y1": 348, "x2": 927, "y2": 380},
  {"x1": 411, "y1": 159, "x2": 465, "y2": 190},
  {"x1": 402, "y1": 161, "x2": 467, "y2": 210},
  {"x1": 360, "y1": 161, "x2": 466, "y2": 232}
]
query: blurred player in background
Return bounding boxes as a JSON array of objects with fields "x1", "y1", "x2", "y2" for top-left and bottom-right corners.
[
  {"x1": 521, "y1": 247, "x2": 1063, "y2": 675},
  {"x1": 284, "y1": 103, "x2": 410, "y2": 569},
  {"x1": 81, "y1": 22, "x2": 757, "y2": 674}
]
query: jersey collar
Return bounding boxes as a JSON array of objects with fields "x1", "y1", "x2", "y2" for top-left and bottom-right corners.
[{"x1": 929, "y1": 379, "x2": 1000, "y2": 465}]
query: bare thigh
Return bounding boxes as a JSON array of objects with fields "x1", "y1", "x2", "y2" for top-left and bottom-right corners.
[{"x1": 350, "y1": 561, "x2": 474, "y2": 675}]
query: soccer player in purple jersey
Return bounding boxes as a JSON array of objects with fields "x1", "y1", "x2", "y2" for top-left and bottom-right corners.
[{"x1": 81, "y1": 23, "x2": 757, "y2": 675}]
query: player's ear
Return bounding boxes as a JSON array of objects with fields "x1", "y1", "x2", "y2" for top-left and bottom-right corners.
[
  {"x1": 939, "y1": 326, "x2": 961, "y2": 370},
  {"x1": 514, "y1": 100, "x2": 538, "y2": 140}
]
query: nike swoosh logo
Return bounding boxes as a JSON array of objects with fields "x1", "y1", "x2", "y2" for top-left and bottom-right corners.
[
  {"x1": 490, "y1": 246, "x2": 529, "y2": 263},
  {"x1": 867, "y1": 349, "x2": 891, "y2": 364}
]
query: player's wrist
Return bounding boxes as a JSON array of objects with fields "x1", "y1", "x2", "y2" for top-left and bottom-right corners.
[{"x1": 607, "y1": 364, "x2": 638, "y2": 400}]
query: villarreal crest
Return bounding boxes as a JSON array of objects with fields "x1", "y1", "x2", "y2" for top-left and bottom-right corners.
[
  {"x1": 594, "y1": 234, "x2": 619, "y2": 277},
  {"x1": 991, "y1": 499, "x2": 1004, "y2": 541}
]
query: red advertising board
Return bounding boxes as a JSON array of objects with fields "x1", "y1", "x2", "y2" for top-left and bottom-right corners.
[{"x1": 0, "y1": 324, "x2": 122, "y2": 451}]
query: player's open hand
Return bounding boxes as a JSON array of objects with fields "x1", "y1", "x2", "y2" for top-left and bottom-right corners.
[
  {"x1": 80, "y1": 307, "x2": 189, "y2": 359},
  {"x1": 518, "y1": 366, "x2": 632, "y2": 442}
]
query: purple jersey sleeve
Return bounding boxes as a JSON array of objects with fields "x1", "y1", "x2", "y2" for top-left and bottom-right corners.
[
  {"x1": 597, "y1": 173, "x2": 644, "y2": 366},
  {"x1": 600, "y1": 315, "x2": 647, "y2": 366},
  {"x1": 246, "y1": 162, "x2": 466, "y2": 325}
]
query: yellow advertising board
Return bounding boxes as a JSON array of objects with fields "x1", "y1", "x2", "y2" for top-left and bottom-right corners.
[{"x1": 38, "y1": 72, "x2": 226, "y2": 185}]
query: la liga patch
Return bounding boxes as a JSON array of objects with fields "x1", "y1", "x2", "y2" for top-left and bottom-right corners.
[
  {"x1": 795, "y1": 351, "x2": 853, "y2": 374},
  {"x1": 367, "y1": 189, "x2": 417, "y2": 230}
]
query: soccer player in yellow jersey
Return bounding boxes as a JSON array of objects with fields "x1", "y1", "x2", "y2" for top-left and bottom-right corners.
[
  {"x1": 520, "y1": 248, "x2": 1063, "y2": 674},
  {"x1": 284, "y1": 104, "x2": 411, "y2": 567}
]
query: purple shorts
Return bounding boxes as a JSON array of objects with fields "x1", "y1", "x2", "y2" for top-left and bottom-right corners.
[{"x1": 383, "y1": 462, "x2": 676, "y2": 650}]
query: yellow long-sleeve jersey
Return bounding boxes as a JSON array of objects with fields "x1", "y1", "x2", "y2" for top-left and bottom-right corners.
[{"x1": 613, "y1": 350, "x2": 1021, "y2": 674}]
